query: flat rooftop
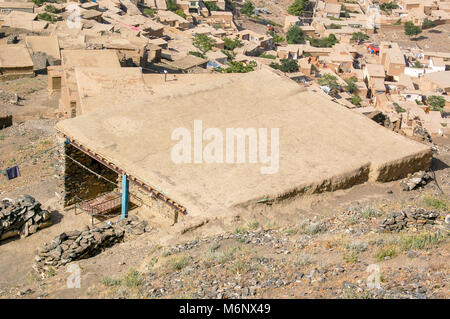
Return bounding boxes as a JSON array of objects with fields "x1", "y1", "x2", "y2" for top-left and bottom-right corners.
[
  {"x1": 0, "y1": 45, "x2": 33, "y2": 68},
  {"x1": 56, "y1": 69, "x2": 431, "y2": 217}
]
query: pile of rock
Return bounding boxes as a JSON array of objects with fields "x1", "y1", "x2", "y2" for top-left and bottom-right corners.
[
  {"x1": 0, "y1": 195, "x2": 52, "y2": 241},
  {"x1": 379, "y1": 208, "x2": 440, "y2": 232},
  {"x1": 33, "y1": 224, "x2": 125, "y2": 275},
  {"x1": 400, "y1": 171, "x2": 433, "y2": 191},
  {"x1": 33, "y1": 216, "x2": 151, "y2": 276},
  {"x1": 118, "y1": 215, "x2": 152, "y2": 235}
]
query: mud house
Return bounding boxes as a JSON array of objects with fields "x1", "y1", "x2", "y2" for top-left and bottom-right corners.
[
  {"x1": 157, "y1": 10, "x2": 190, "y2": 30},
  {"x1": 0, "y1": 1, "x2": 34, "y2": 13},
  {"x1": 419, "y1": 71, "x2": 450, "y2": 93},
  {"x1": 25, "y1": 36, "x2": 61, "y2": 63},
  {"x1": 363, "y1": 63, "x2": 387, "y2": 96},
  {"x1": 49, "y1": 49, "x2": 121, "y2": 118},
  {"x1": 379, "y1": 42, "x2": 406, "y2": 79},
  {"x1": 54, "y1": 68, "x2": 431, "y2": 225},
  {"x1": 0, "y1": 45, "x2": 34, "y2": 80}
]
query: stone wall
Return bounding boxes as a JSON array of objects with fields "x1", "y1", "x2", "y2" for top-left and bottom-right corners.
[
  {"x1": 0, "y1": 195, "x2": 52, "y2": 241},
  {"x1": 54, "y1": 140, "x2": 119, "y2": 207},
  {"x1": 379, "y1": 208, "x2": 440, "y2": 232}
]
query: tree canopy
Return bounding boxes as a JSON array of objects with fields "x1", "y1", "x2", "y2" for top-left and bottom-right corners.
[
  {"x1": 427, "y1": 95, "x2": 445, "y2": 112},
  {"x1": 192, "y1": 34, "x2": 216, "y2": 53},
  {"x1": 240, "y1": 1, "x2": 254, "y2": 16},
  {"x1": 270, "y1": 59, "x2": 299, "y2": 73},
  {"x1": 404, "y1": 21, "x2": 422, "y2": 39},
  {"x1": 223, "y1": 37, "x2": 243, "y2": 50},
  {"x1": 286, "y1": 25, "x2": 304, "y2": 44},
  {"x1": 288, "y1": 0, "x2": 309, "y2": 16},
  {"x1": 318, "y1": 74, "x2": 340, "y2": 93}
]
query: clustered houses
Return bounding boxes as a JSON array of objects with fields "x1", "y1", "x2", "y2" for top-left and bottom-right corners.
[{"x1": 273, "y1": 0, "x2": 450, "y2": 138}]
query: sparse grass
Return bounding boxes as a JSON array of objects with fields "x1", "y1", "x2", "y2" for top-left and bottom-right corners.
[
  {"x1": 206, "y1": 247, "x2": 238, "y2": 263},
  {"x1": 167, "y1": 254, "x2": 190, "y2": 271},
  {"x1": 285, "y1": 227, "x2": 298, "y2": 236},
  {"x1": 375, "y1": 245, "x2": 397, "y2": 262},
  {"x1": 343, "y1": 250, "x2": 358, "y2": 264},
  {"x1": 122, "y1": 268, "x2": 144, "y2": 288},
  {"x1": 294, "y1": 255, "x2": 313, "y2": 267},
  {"x1": 422, "y1": 194, "x2": 448, "y2": 211},
  {"x1": 147, "y1": 256, "x2": 159, "y2": 269},
  {"x1": 102, "y1": 277, "x2": 122, "y2": 287},
  {"x1": 247, "y1": 220, "x2": 259, "y2": 229},
  {"x1": 398, "y1": 232, "x2": 445, "y2": 251},
  {"x1": 360, "y1": 207, "x2": 381, "y2": 219},
  {"x1": 46, "y1": 267, "x2": 56, "y2": 277},
  {"x1": 234, "y1": 226, "x2": 248, "y2": 234},
  {"x1": 347, "y1": 216, "x2": 359, "y2": 225}
]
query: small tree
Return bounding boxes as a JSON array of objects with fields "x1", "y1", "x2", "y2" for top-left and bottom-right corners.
[
  {"x1": 193, "y1": 34, "x2": 216, "y2": 54},
  {"x1": 220, "y1": 61, "x2": 257, "y2": 73},
  {"x1": 422, "y1": 18, "x2": 436, "y2": 30},
  {"x1": 286, "y1": 25, "x2": 304, "y2": 44},
  {"x1": 270, "y1": 59, "x2": 299, "y2": 73},
  {"x1": 204, "y1": 1, "x2": 221, "y2": 12},
  {"x1": 223, "y1": 37, "x2": 243, "y2": 50},
  {"x1": 404, "y1": 21, "x2": 422, "y2": 40},
  {"x1": 175, "y1": 9, "x2": 187, "y2": 19},
  {"x1": 427, "y1": 95, "x2": 445, "y2": 112},
  {"x1": 350, "y1": 94, "x2": 362, "y2": 106},
  {"x1": 318, "y1": 74, "x2": 340, "y2": 94},
  {"x1": 351, "y1": 31, "x2": 368, "y2": 43},
  {"x1": 380, "y1": 2, "x2": 398, "y2": 13},
  {"x1": 166, "y1": 0, "x2": 177, "y2": 12},
  {"x1": 240, "y1": 1, "x2": 254, "y2": 16},
  {"x1": 344, "y1": 76, "x2": 358, "y2": 94},
  {"x1": 288, "y1": 0, "x2": 309, "y2": 16}
]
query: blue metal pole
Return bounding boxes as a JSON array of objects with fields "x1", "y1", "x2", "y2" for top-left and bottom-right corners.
[{"x1": 121, "y1": 174, "x2": 129, "y2": 219}]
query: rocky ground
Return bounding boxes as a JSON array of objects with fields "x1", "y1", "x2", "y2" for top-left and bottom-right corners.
[{"x1": 0, "y1": 72, "x2": 449, "y2": 301}]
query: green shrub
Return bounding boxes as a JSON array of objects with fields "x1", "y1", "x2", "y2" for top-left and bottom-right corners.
[
  {"x1": 286, "y1": 25, "x2": 304, "y2": 44},
  {"x1": 204, "y1": 1, "x2": 220, "y2": 11},
  {"x1": 422, "y1": 18, "x2": 436, "y2": 30},
  {"x1": 422, "y1": 194, "x2": 448, "y2": 210},
  {"x1": 240, "y1": 1, "x2": 254, "y2": 16},
  {"x1": 223, "y1": 37, "x2": 243, "y2": 50},
  {"x1": 270, "y1": 59, "x2": 299, "y2": 73},
  {"x1": 168, "y1": 254, "x2": 190, "y2": 270},
  {"x1": 375, "y1": 246, "x2": 396, "y2": 261},
  {"x1": 399, "y1": 232, "x2": 445, "y2": 251},
  {"x1": 38, "y1": 12, "x2": 57, "y2": 23},
  {"x1": 123, "y1": 269, "x2": 144, "y2": 288},
  {"x1": 308, "y1": 34, "x2": 338, "y2": 47},
  {"x1": 288, "y1": 0, "x2": 309, "y2": 16},
  {"x1": 143, "y1": 8, "x2": 156, "y2": 17},
  {"x1": 258, "y1": 54, "x2": 276, "y2": 59},
  {"x1": 426, "y1": 95, "x2": 445, "y2": 112}
]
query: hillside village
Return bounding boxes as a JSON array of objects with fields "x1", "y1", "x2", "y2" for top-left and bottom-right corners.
[{"x1": 0, "y1": 0, "x2": 449, "y2": 300}]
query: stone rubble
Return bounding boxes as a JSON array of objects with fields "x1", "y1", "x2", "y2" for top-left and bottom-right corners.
[
  {"x1": 33, "y1": 215, "x2": 151, "y2": 276},
  {"x1": 400, "y1": 171, "x2": 433, "y2": 191},
  {"x1": 379, "y1": 208, "x2": 440, "y2": 232},
  {"x1": 0, "y1": 195, "x2": 52, "y2": 242}
]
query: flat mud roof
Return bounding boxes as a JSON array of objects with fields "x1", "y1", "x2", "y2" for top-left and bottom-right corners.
[{"x1": 56, "y1": 69, "x2": 431, "y2": 217}]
